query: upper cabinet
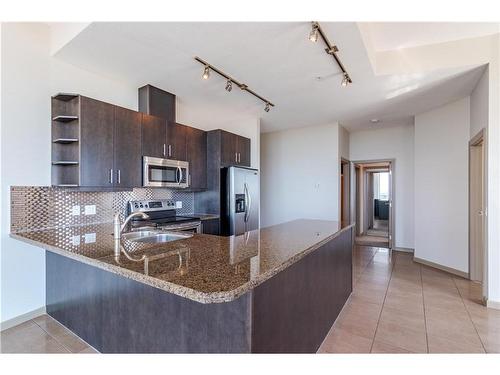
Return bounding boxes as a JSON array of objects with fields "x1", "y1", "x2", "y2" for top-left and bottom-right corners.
[
  {"x1": 166, "y1": 122, "x2": 187, "y2": 160},
  {"x1": 185, "y1": 126, "x2": 207, "y2": 190},
  {"x1": 141, "y1": 113, "x2": 167, "y2": 159},
  {"x1": 114, "y1": 107, "x2": 142, "y2": 188},
  {"x1": 79, "y1": 97, "x2": 115, "y2": 187},
  {"x1": 51, "y1": 95, "x2": 143, "y2": 189},
  {"x1": 220, "y1": 130, "x2": 251, "y2": 167}
]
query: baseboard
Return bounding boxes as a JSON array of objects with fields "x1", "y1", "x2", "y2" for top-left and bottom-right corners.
[
  {"x1": 393, "y1": 247, "x2": 414, "y2": 253},
  {"x1": 413, "y1": 256, "x2": 469, "y2": 279},
  {"x1": 0, "y1": 306, "x2": 46, "y2": 331},
  {"x1": 486, "y1": 299, "x2": 500, "y2": 310}
]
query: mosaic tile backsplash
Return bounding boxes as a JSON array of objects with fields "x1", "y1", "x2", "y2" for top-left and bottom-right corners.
[{"x1": 11, "y1": 186, "x2": 195, "y2": 233}]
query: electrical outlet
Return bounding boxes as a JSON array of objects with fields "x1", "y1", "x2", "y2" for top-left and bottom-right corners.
[
  {"x1": 71, "y1": 235, "x2": 81, "y2": 246},
  {"x1": 84, "y1": 233, "x2": 96, "y2": 244},
  {"x1": 175, "y1": 201, "x2": 182, "y2": 209},
  {"x1": 71, "y1": 205, "x2": 80, "y2": 216},
  {"x1": 84, "y1": 205, "x2": 96, "y2": 215}
]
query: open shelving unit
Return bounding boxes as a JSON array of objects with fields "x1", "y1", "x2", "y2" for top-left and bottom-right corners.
[{"x1": 51, "y1": 93, "x2": 81, "y2": 187}]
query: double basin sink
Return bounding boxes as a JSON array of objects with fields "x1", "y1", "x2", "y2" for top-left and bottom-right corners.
[{"x1": 122, "y1": 230, "x2": 192, "y2": 244}]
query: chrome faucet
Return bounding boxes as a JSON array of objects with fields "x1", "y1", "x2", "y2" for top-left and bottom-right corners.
[{"x1": 114, "y1": 212, "x2": 149, "y2": 240}]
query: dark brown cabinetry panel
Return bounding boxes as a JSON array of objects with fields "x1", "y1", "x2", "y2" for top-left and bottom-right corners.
[
  {"x1": 166, "y1": 122, "x2": 187, "y2": 160},
  {"x1": 141, "y1": 114, "x2": 166, "y2": 158},
  {"x1": 219, "y1": 130, "x2": 251, "y2": 167},
  {"x1": 186, "y1": 126, "x2": 207, "y2": 190},
  {"x1": 138, "y1": 84, "x2": 176, "y2": 122},
  {"x1": 237, "y1": 136, "x2": 251, "y2": 167},
  {"x1": 114, "y1": 107, "x2": 142, "y2": 187},
  {"x1": 220, "y1": 130, "x2": 238, "y2": 166},
  {"x1": 201, "y1": 218, "x2": 220, "y2": 235},
  {"x1": 80, "y1": 97, "x2": 115, "y2": 187}
]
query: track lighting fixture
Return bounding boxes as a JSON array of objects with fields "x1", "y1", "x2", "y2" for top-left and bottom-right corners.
[
  {"x1": 341, "y1": 73, "x2": 350, "y2": 87},
  {"x1": 202, "y1": 66, "x2": 210, "y2": 80},
  {"x1": 195, "y1": 56, "x2": 274, "y2": 112},
  {"x1": 309, "y1": 21, "x2": 353, "y2": 87},
  {"x1": 309, "y1": 23, "x2": 319, "y2": 42}
]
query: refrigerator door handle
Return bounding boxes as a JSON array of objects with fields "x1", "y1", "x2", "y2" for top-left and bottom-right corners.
[{"x1": 244, "y1": 182, "x2": 251, "y2": 223}]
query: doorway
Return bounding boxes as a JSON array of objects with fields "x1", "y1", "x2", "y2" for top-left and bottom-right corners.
[
  {"x1": 469, "y1": 130, "x2": 487, "y2": 296},
  {"x1": 353, "y1": 160, "x2": 394, "y2": 250}
]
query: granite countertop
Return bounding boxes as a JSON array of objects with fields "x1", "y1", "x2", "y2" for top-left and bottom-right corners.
[{"x1": 11, "y1": 219, "x2": 353, "y2": 304}]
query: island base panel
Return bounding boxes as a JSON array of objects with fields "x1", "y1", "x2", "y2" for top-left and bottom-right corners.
[
  {"x1": 46, "y1": 251, "x2": 251, "y2": 353},
  {"x1": 251, "y1": 227, "x2": 353, "y2": 353}
]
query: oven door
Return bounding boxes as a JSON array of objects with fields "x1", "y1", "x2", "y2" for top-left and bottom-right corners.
[
  {"x1": 162, "y1": 221, "x2": 201, "y2": 234},
  {"x1": 143, "y1": 157, "x2": 189, "y2": 188}
]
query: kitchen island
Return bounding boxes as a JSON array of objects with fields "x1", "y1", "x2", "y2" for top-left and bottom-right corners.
[{"x1": 11, "y1": 219, "x2": 353, "y2": 353}]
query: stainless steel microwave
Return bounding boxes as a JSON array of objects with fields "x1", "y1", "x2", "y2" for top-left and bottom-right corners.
[{"x1": 143, "y1": 156, "x2": 189, "y2": 188}]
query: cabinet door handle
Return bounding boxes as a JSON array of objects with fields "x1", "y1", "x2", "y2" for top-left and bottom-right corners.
[
  {"x1": 117, "y1": 169, "x2": 121, "y2": 184},
  {"x1": 238, "y1": 153, "x2": 241, "y2": 163},
  {"x1": 235, "y1": 152, "x2": 238, "y2": 162},
  {"x1": 168, "y1": 144, "x2": 172, "y2": 157},
  {"x1": 109, "y1": 169, "x2": 113, "y2": 184},
  {"x1": 163, "y1": 144, "x2": 166, "y2": 157}
]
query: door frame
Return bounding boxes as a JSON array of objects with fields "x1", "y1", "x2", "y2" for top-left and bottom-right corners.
[
  {"x1": 469, "y1": 129, "x2": 488, "y2": 300},
  {"x1": 340, "y1": 158, "x2": 351, "y2": 224},
  {"x1": 352, "y1": 159, "x2": 396, "y2": 251}
]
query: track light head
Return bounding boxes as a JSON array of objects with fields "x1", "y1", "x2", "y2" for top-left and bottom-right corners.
[
  {"x1": 264, "y1": 102, "x2": 271, "y2": 112},
  {"x1": 225, "y1": 80, "x2": 233, "y2": 92},
  {"x1": 202, "y1": 66, "x2": 210, "y2": 80},
  {"x1": 341, "y1": 73, "x2": 350, "y2": 87},
  {"x1": 309, "y1": 24, "x2": 319, "y2": 43}
]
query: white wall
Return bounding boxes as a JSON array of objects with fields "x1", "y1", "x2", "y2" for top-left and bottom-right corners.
[
  {"x1": 260, "y1": 123, "x2": 340, "y2": 228},
  {"x1": 1, "y1": 23, "x2": 261, "y2": 323},
  {"x1": 349, "y1": 125, "x2": 415, "y2": 249},
  {"x1": 414, "y1": 97, "x2": 470, "y2": 273},
  {"x1": 470, "y1": 67, "x2": 489, "y2": 139}
]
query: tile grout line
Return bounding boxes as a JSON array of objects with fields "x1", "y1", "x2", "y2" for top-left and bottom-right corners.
[
  {"x1": 32, "y1": 316, "x2": 96, "y2": 353},
  {"x1": 368, "y1": 248, "x2": 395, "y2": 353},
  {"x1": 419, "y1": 264, "x2": 430, "y2": 353},
  {"x1": 452, "y1": 278, "x2": 488, "y2": 353},
  {"x1": 32, "y1": 318, "x2": 74, "y2": 353}
]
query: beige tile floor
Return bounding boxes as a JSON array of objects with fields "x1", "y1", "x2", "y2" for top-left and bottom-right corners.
[
  {"x1": 2, "y1": 246, "x2": 498, "y2": 354},
  {"x1": 0, "y1": 315, "x2": 98, "y2": 353},
  {"x1": 318, "y1": 246, "x2": 500, "y2": 353}
]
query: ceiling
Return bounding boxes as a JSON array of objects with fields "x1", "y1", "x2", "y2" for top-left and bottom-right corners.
[
  {"x1": 360, "y1": 22, "x2": 500, "y2": 51},
  {"x1": 53, "y1": 22, "x2": 492, "y2": 133}
]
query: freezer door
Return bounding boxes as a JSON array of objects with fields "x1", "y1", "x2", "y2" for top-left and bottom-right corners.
[{"x1": 243, "y1": 168, "x2": 259, "y2": 232}]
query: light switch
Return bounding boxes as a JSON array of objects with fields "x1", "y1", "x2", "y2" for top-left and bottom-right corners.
[
  {"x1": 71, "y1": 205, "x2": 80, "y2": 216},
  {"x1": 84, "y1": 205, "x2": 96, "y2": 215},
  {"x1": 175, "y1": 201, "x2": 182, "y2": 209}
]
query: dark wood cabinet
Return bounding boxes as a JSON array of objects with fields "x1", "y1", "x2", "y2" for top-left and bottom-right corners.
[
  {"x1": 186, "y1": 126, "x2": 207, "y2": 190},
  {"x1": 141, "y1": 114, "x2": 166, "y2": 159},
  {"x1": 220, "y1": 130, "x2": 238, "y2": 166},
  {"x1": 237, "y1": 135, "x2": 251, "y2": 167},
  {"x1": 166, "y1": 122, "x2": 187, "y2": 160},
  {"x1": 114, "y1": 107, "x2": 142, "y2": 187},
  {"x1": 201, "y1": 218, "x2": 220, "y2": 235},
  {"x1": 80, "y1": 97, "x2": 115, "y2": 187},
  {"x1": 219, "y1": 130, "x2": 251, "y2": 167},
  {"x1": 138, "y1": 84, "x2": 176, "y2": 122}
]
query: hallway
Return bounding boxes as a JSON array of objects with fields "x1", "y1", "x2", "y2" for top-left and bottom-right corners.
[{"x1": 318, "y1": 246, "x2": 500, "y2": 353}]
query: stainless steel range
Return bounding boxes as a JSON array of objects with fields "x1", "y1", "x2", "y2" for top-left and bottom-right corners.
[{"x1": 127, "y1": 199, "x2": 201, "y2": 233}]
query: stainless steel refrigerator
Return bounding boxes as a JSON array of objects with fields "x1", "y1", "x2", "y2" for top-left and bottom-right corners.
[{"x1": 221, "y1": 166, "x2": 260, "y2": 236}]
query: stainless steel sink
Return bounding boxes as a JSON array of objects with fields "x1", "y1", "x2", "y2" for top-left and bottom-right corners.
[{"x1": 122, "y1": 230, "x2": 192, "y2": 243}]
